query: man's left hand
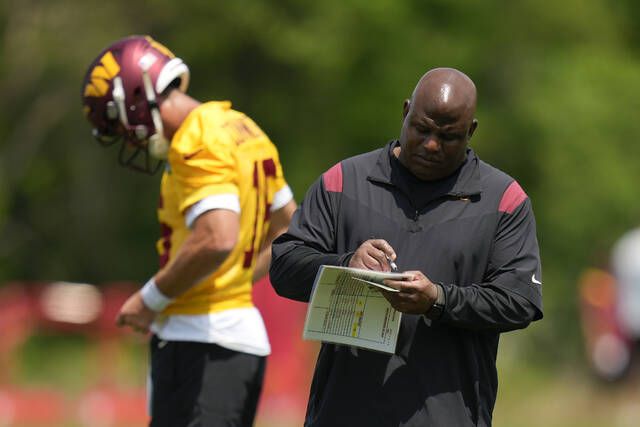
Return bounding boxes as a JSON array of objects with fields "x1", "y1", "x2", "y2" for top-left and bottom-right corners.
[
  {"x1": 115, "y1": 291, "x2": 156, "y2": 334},
  {"x1": 382, "y1": 270, "x2": 439, "y2": 314}
]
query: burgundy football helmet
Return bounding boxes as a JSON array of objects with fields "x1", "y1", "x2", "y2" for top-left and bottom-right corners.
[{"x1": 81, "y1": 35, "x2": 189, "y2": 173}]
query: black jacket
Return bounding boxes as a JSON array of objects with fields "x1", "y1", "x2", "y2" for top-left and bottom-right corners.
[{"x1": 270, "y1": 142, "x2": 543, "y2": 427}]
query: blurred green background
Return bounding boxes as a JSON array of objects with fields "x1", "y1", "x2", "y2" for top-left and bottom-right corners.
[{"x1": 2, "y1": 0, "x2": 640, "y2": 426}]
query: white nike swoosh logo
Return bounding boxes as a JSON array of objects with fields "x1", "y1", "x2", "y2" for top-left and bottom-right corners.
[{"x1": 531, "y1": 274, "x2": 542, "y2": 285}]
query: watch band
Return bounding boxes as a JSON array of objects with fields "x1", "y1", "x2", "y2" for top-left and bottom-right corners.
[{"x1": 425, "y1": 283, "x2": 445, "y2": 320}]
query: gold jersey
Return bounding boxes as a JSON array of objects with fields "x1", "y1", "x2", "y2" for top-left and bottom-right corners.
[{"x1": 157, "y1": 101, "x2": 289, "y2": 315}]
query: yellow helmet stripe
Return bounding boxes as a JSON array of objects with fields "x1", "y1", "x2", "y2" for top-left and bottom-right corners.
[
  {"x1": 83, "y1": 51, "x2": 120, "y2": 98},
  {"x1": 145, "y1": 36, "x2": 175, "y2": 59}
]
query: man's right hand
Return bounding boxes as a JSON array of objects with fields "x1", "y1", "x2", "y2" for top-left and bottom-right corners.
[
  {"x1": 115, "y1": 291, "x2": 156, "y2": 334},
  {"x1": 348, "y1": 239, "x2": 397, "y2": 272}
]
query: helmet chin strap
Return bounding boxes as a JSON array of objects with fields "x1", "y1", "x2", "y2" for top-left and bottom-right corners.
[
  {"x1": 148, "y1": 114, "x2": 169, "y2": 160},
  {"x1": 141, "y1": 67, "x2": 169, "y2": 160}
]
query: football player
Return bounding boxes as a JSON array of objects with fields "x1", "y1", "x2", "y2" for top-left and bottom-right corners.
[{"x1": 81, "y1": 35, "x2": 296, "y2": 426}]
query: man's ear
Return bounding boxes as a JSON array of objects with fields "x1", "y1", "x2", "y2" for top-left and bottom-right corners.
[
  {"x1": 467, "y1": 119, "x2": 478, "y2": 139},
  {"x1": 402, "y1": 99, "x2": 411, "y2": 120}
]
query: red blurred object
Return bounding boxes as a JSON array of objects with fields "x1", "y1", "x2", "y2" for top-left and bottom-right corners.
[
  {"x1": 0, "y1": 279, "x2": 317, "y2": 426},
  {"x1": 76, "y1": 386, "x2": 148, "y2": 426},
  {"x1": 252, "y1": 277, "x2": 318, "y2": 425},
  {"x1": 578, "y1": 268, "x2": 632, "y2": 381},
  {"x1": 0, "y1": 281, "x2": 146, "y2": 426},
  {"x1": 0, "y1": 387, "x2": 67, "y2": 425},
  {"x1": 0, "y1": 284, "x2": 34, "y2": 384}
]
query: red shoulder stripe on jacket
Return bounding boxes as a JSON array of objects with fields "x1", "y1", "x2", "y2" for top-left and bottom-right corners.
[
  {"x1": 499, "y1": 181, "x2": 527, "y2": 214},
  {"x1": 323, "y1": 162, "x2": 343, "y2": 193}
]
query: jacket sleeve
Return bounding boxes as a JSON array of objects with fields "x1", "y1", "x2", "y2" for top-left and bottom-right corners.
[
  {"x1": 269, "y1": 175, "x2": 352, "y2": 302},
  {"x1": 439, "y1": 196, "x2": 543, "y2": 332}
]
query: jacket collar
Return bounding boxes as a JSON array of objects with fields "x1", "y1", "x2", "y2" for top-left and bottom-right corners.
[{"x1": 367, "y1": 140, "x2": 483, "y2": 198}]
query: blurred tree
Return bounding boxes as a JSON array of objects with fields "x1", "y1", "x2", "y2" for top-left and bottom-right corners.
[{"x1": 1, "y1": 0, "x2": 640, "y2": 365}]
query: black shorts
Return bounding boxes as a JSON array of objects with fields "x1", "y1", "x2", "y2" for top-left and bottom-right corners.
[{"x1": 149, "y1": 335, "x2": 266, "y2": 427}]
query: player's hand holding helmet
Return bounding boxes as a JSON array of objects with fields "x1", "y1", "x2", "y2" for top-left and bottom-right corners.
[{"x1": 81, "y1": 35, "x2": 189, "y2": 173}]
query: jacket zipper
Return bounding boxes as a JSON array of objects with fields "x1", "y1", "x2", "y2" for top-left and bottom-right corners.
[{"x1": 370, "y1": 178, "x2": 467, "y2": 223}]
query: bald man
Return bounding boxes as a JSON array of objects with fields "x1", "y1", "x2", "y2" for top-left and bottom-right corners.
[{"x1": 270, "y1": 68, "x2": 543, "y2": 426}]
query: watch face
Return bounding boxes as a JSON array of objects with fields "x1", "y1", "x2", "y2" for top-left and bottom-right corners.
[{"x1": 426, "y1": 303, "x2": 444, "y2": 320}]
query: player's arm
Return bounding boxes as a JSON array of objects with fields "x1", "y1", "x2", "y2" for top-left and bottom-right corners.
[
  {"x1": 116, "y1": 209, "x2": 238, "y2": 332},
  {"x1": 154, "y1": 208, "x2": 239, "y2": 297},
  {"x1": 252, "y1": 199, "x2": 297, "y2": 283}
]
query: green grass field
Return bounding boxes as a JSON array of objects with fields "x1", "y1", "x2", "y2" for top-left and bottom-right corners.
[{"x1": 493, "y1": 334, "x2": 640, "y2": 427}]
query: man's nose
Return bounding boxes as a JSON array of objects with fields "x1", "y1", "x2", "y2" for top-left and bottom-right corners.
[{"x1": 423, "y1": 135, "x2": 441, "y2": 152}]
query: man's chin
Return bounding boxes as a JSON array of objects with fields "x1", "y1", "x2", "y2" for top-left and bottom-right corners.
[{"x1": 412, "y1": 167, "x2": 447, "y2": 181}]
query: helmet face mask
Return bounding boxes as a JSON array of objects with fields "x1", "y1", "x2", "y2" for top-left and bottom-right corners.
[
  {"x1": 81, "y1": 35, "x2": 189, "y2": 174},
  {"x1": 117, "y1": 139, "x2": 164, "y2": 175}
]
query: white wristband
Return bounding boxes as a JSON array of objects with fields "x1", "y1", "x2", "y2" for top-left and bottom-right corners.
[{"x1": 140, "y1": 277, "x2": 173, "y2": 312}]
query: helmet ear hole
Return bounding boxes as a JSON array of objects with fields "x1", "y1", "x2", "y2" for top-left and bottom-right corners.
[{"x1": 133, "y1": 86, "x2": 143, "y2": 97}]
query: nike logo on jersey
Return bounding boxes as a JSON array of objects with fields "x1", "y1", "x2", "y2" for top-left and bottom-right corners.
[
  {"x1": 531, "y1": 274, "x2": 542, "y2": 285},
  {"x1": 183, "y1": 148, "x2": 203, "y2": 160}
]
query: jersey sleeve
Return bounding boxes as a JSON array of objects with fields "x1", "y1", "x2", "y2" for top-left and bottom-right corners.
[
  {"x1": 269, "y1": 148, "x2": 294, "y2": 211},
  {"x1": 168, "y1": 118, "x2": 239, "y2": 215}
]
